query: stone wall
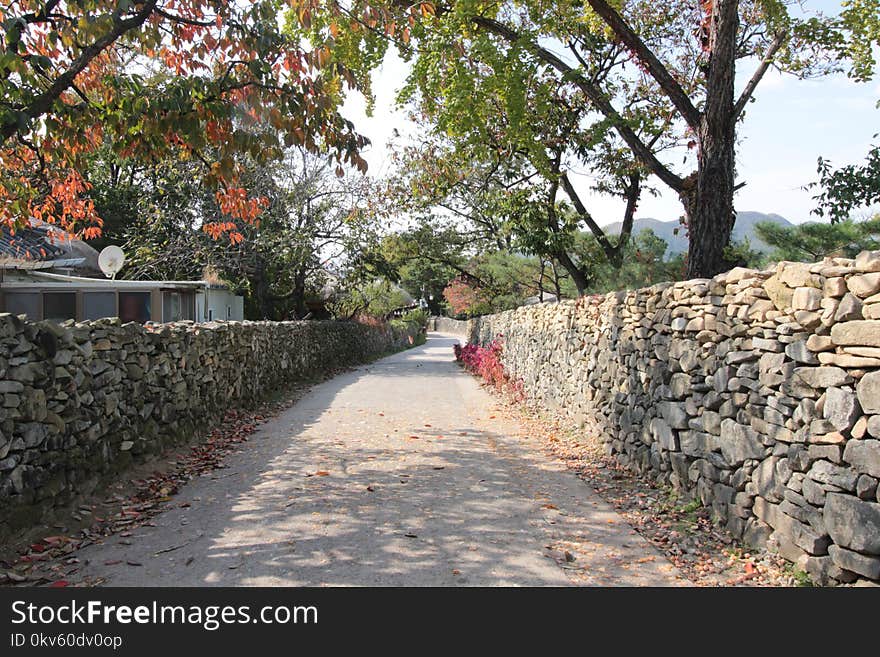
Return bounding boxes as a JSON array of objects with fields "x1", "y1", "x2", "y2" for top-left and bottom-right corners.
[
  {"x1": 0, "y1": 315, "x2": 416, "y2": 539},
  {"x1": 436, "y1": 252, "x2": 880, "y2": 585}
]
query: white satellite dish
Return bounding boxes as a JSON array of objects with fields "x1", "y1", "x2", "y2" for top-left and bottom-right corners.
[{"x1": 98, "y1": 245, "x2": 125, "y2": 279}]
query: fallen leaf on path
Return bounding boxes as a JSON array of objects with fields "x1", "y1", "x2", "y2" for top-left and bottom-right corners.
[
  {"x1": 48, "y1": 580, "x2": 69, "y2": 588},
  {"x1": 541, "y1": 504, "x2": 558, "y2": 510}
]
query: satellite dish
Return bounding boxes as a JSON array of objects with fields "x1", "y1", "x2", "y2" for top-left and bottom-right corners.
[{"x1": 98, "y1": 245, "x2": 125, "y2": 279}]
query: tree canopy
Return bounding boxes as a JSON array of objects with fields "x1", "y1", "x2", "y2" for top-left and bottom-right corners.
[
  {"x1": 0, "y1": 1, "x2": 368, "y2": 242},
  {"x1": 287, "y1": 0, "x2": 857, "y2": 278}
]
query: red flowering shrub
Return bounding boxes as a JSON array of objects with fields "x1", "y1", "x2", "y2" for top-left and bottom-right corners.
[
  {"x1": 454, "y1": 338, "x2": 518, "y2": 395},
  {"x1": 443, "y1": 279, "x2": 489, "y2": 317}
]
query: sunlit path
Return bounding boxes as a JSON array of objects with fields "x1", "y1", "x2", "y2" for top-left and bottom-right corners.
[{"x1": 71, "y1": 334, "x2": 686, "y2": 586}]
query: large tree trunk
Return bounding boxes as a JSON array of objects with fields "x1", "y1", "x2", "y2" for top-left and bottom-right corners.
[
  {"x1": 683, "y1": 0, "x2": 739, "y2": 279},
  {"x1": 553, "y1": 250, "x2": 590, "y2": 295},
  {"x1": 292, "y1": 266, "x2": 308, "y2": 319}
]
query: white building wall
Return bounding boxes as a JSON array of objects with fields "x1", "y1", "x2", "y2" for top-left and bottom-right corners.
[{"x1": 195, "y1": 288, "x2": 244, "y2": 322}]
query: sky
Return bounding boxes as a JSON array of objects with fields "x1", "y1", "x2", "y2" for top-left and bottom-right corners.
[{"x1": 339, "y1": 2, "x2": 878, "y2": 227}]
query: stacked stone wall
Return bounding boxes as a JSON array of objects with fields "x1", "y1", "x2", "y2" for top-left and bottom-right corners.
[
  {"x1": 0, "y1": 316, "x2": 415, "y2": 539},
  {"x1": 435, "y1": 252, "x2": 880, "y2": 585}
]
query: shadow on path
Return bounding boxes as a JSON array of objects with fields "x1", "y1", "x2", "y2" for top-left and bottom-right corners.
[{"x1": 70, "y1": 334, "x2": 686, "y2": 586}]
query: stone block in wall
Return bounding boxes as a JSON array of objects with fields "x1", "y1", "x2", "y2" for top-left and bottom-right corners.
[
  {"x1": 824, "y1": 493, "x2": 880, "y2": 554},
  {"x1": 828, "y1": 544, "x2": 880, "y2": 579},
  {"x1": 843, "y1": 439, "x2": 880, "y2": 478},
  {"x1": 719, "y1": 419, "x2": 765, "y2": 466},
  {"x1": 830, "y1": 320, "x2": 880, "y2": 347},
  {"x1": 856, "y1": 371, "x2": 880, "y2": 414}
]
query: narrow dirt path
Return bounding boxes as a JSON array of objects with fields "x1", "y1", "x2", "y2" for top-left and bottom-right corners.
[{"x1": 69, "y1": 334, "x2": 687, "y2": 586}]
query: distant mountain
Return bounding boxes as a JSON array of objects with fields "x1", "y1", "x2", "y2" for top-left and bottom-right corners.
[{"x1": 604, "y1": 211, "x2": 794, "y2": 257}]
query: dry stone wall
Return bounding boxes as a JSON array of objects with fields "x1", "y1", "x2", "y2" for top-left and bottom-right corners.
[
  {"x1": 0, "y1": 316, "x2": 415, "y2": 540},
  {"x1": 436, "y1": 252, "x2": 880, "y2": 585}
]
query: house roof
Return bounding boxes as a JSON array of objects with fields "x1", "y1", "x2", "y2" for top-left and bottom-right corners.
[
  {"x1": 0, "y1": 222, "x2": 100, "y2": 273},
  {"x1": 17, "y1": 271, "x2": 208, "y2": 290},
  {"x1": 0, "y1": 225, "x2": 68, "y2": 261}
]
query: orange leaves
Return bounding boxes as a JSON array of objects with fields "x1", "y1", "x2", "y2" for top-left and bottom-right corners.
[
  {"x1": 0, "y1": 1, "x2": 367, "y2": 248},
  {"x1": 205, "y1": 120, "x2": 230, "y2": 145},
  {"x1": 202, "y1": 222, "x2": 242, "y2": 244},
  {"x1": 202, "y1": 186, "x2": 268, "y2": 243},
  {"x1": 214, "y1": 187, "x2": 269, "y2": 224},
  {"x1": 310, "y1": 45, "x2": 333, "y2": 69}
]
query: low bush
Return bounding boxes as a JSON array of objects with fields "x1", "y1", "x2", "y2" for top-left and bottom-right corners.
[{"x1": 390, "y1": 308, "x2": 428, "y2": 346}]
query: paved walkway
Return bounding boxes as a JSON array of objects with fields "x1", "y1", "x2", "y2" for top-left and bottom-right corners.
[{"x1": 72, "y1": 334, "x2": 686, "y2": 586}]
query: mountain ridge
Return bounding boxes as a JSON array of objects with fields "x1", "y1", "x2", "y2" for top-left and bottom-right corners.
[{"x1": 604, "y1": 211, "x2": 794, "y2": 256}]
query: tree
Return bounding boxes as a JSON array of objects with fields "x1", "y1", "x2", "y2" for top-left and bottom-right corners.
[
  {"x1": 91, "y1": 144, "x2": 380, "y2": 319},
  {"x1": 443, "y1": 277, "x2": 489, "y2": 317},
  {"x1": 0, "y1": 1, "x2": 367, "y2": 243},
  {"x1": 755, "y1": 217, "x2": 880, "y2": 262},
  {"x1": 834, "y1": 0, "x2": 880, "y2": 82},
  {"x1": 378, "y1": 222, "x2": 468, "y2": 314},
  {"x1": 811, "y1": 144, "x2": 880, "y2": 223},
  {"x1": 388, "y1": 135, "x2": 633, "y2": 294},
  {"x1": 290, "y1": 0, "x2": 847, "y2": 277}
]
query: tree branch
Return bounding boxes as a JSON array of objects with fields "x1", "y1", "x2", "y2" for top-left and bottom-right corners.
[
  {"x1": 583, "y1": 0, "x2": 701, "y2": 129},
  {"x1": 559, "y1": 171, "x2": 616, "y2": 257},
  {"x1": 0, "y1": 1, "x2": 159, "y2": 145},
  {"x1": 733, "y1": 31, "x2": 787, "y2": 119},
  {"x1": 471, "y1": 16, "x2": 685, "y2": 193}
]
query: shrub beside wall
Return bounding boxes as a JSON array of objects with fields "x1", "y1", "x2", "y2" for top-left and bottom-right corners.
[
  {"x1": 435, "y1": 252, "x2": 880, "y2": 585},
  {"x1": 0, "y1": 316, "x2": 416, "y2": 540}
]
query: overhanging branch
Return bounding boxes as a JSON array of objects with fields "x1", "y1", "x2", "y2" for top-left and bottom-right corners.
[
  {"x1": 733, "y1": 31, "x2": 787, "y2": 119},
  {"x1": 471, "y1": 16, "x2": 685, "y2": 193}
]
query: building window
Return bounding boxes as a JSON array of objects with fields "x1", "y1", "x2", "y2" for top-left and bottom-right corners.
[
  {"x1": 43, "y1": 292, "x2": 76, "y2": 321},
  {"x1": 162, "y1": 291, "x2": 195, "y2": 322},
  {"x1": 208, "y1": 308, "x2": 213, "y2": 321},
  {"x1": 226, "y1": 305, "x2": 231, "y2": 319},
  {"x1": 119, "y1": 292, "x2": 151, "y2": 323},
  {"x1": 3, "y1": 292, "x2": 40, "y2": 320},
  {"x1": 82, "y1": 292, "x2": 116, "y2": 320}
]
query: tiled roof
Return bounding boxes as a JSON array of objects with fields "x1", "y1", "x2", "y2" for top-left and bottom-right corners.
[{"x1": 0, "y1": 225, "x2": 67, "y2": 261}]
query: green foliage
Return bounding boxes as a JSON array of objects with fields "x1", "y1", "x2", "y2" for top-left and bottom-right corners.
[
  {"x1": 89, "y1": 144, "x2": 382, "y2": 320},
  {"x1": 836, "y1": 0, "x2": 880, "y2": 82},
  {"x1": 390, "y1": 308, "x2": 429, "y2": 343},
  {"x1": 581, "y1": 229, "x2": 686, "y2": 293},
  {"x1": 789, "y1": 566, "x2": 815, "y2": 587},
  {"x1": 723, "y1": 237, "x2": 768, "y2": 269},
  {"x1": 328, "y1": 279, "x2": 412, "y2": 320},
  {"x1": 812, "y1": 144, "x2": 880, "y2": 223},
  {"x1": 755, "y1": 217, "x2": 880, "y2": 262},
  {"x1": 288, "y1": 0, "x2": 858, "y2": 279}
]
